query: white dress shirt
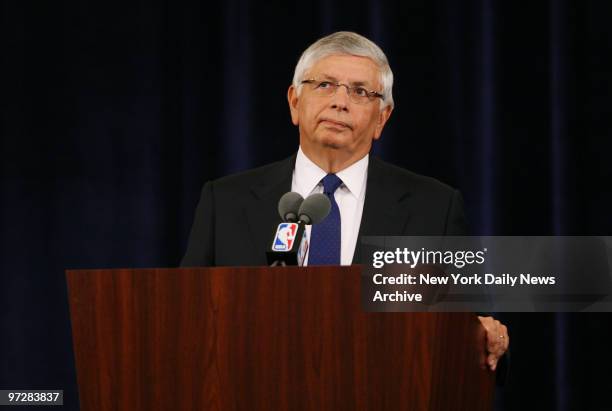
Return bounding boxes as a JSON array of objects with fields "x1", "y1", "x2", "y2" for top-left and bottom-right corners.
[{"x1": 291, "y1": 147, "x2": 368, "y2": 265}]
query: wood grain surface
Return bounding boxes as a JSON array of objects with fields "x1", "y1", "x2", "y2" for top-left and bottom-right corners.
[{"x1": 66, "y1": 266, "x2": 494, "y2": 411}]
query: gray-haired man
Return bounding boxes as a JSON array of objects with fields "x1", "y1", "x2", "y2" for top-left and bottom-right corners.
[{"x1": 182, "y1": 31, "x2": 509, "y2": 371}]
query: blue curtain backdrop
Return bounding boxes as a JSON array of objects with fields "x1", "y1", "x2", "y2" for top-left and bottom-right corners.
[{"x1": 2, "y1": 1, "x2": 611, "y2": 410}]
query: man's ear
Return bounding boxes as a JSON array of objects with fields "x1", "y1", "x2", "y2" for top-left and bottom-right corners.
[
  {"x1": 287, "y1": 85, "x2": 299, "y2": 126},
  {"x1": 373, "y1": 105, "x2": 393, "y2": 140}
]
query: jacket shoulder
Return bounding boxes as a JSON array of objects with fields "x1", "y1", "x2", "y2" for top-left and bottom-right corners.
[
  {"x1": 208, "y1": 155, "x2": 294, "y2": 194},
  {"x1": 368, "y1": 156, "x2": 467, "y2": 235},
  {"x1": 370, "y1": 156, "x2": 458, "y2": 195}
]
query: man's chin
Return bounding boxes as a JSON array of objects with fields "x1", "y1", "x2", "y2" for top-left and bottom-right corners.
[
  {"x1": 320, "y1": 140, "x2": 345, "y2": 150},
  {"x1": 318, "y1": 133, "x2": 350, "y2": 149}
]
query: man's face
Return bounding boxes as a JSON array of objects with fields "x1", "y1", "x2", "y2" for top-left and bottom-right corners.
[{"x1": 288, "y1": 54, "x2": 393, "y2": 162}]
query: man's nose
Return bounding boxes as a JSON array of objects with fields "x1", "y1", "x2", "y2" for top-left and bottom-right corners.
[{"x1": 329, "y1": 85, "x2": 350, "y2": 111}]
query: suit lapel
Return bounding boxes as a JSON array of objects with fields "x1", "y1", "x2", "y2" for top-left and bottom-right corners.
[
  {"x1": 244, "y1": 154, "x2": 296, "y2": 262},
  {"x1": 352, "y1": 156, "x2": 412, "y2": 264}
]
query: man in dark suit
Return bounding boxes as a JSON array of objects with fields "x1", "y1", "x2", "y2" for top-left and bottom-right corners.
[{"x1": 182, "y1": 31, "x2": 508, "y2": 371}]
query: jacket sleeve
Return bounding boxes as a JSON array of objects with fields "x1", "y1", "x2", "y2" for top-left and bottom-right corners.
[
  {"x1": 180, "y1": 181, "x2": 215, "y2": 267},
  {"x1": 444, "y1": 189, "x2": 469, "y2": 235},
  {"x1": 443, "y1": 189, "x2": 511, "y2": 385}
]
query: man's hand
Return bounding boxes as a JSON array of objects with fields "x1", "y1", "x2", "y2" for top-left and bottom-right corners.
[{"x1": 477, "y1": 316, "x2": 509, "y2": 371}]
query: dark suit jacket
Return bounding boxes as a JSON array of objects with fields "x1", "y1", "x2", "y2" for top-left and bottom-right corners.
[
  {"x1": 181, "y1": 153, "x2": 467, "y2": 267},
  {"x1": 180, "y1": 153, "x2": 509, "y2": 385}
]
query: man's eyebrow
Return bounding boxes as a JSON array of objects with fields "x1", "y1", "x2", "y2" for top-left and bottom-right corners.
[
  {"x1": 320, "y1": 74, "x2": 339, "y2": 82},
  {"x1": 319, "y1": 73, "x2": 372, "y2": 88}
]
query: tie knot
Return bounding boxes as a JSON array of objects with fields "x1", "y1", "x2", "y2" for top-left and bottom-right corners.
[{"x1": 321, "y1": 173, "x2": 343, "y2": 194}]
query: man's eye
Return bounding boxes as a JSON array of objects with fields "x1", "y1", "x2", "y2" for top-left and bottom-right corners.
[
  {"x1": 317, "y1": 81, "x2": 333, "y2": 89},
  {"x1": 354, "y1": 87, "x2": 368, "y2": 97}
]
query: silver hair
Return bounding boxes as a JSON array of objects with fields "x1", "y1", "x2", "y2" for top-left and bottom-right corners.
[{"x1": 292, "y1": 31, "x2": 394, "y2": 110}]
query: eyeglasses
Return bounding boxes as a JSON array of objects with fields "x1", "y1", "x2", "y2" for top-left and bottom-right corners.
[{"x1": 300, "y1": 79, "x2": 384, "y2": 104}]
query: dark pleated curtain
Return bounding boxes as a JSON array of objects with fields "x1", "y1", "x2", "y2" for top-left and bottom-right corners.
[{"x1": 2, "y1": 1, "x2": 611, "y2": 409}]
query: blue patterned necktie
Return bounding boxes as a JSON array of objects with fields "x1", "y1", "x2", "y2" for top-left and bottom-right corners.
[{"x1": 308, "y1": 173, "x2": 343, "y2": 265}]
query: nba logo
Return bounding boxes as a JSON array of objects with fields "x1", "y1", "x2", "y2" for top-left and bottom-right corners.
[{"x1": 272, "y1": 223, "x2": 298, "y2": 251}]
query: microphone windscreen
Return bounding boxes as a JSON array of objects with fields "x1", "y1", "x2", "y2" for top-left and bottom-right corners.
[
  {"x1": 278, "y1": 192, "x2": 304, "y2": 222},
  {"x1": 298, "y1": 193, "x2": 331, "y2": 225}
]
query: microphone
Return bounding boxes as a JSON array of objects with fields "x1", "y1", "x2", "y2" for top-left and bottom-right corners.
[
  {"x1": 267, "y1": 192, "x2": 331, "y2": 266},
  {"x1": 278, "y1": 192, "x2": 304, "y2": 222},
  {"x1": 298, "y1": 193, "x2": 331, "y2": 225}
]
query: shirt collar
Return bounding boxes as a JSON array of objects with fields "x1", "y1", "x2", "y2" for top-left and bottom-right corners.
[{"x1": 294, "y1": 146, "x2": 368, "y2": 198}]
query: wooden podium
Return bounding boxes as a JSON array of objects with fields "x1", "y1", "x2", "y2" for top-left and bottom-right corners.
[{"x1": 66, "y1": 266, "x2": 495, "y2": 410}]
